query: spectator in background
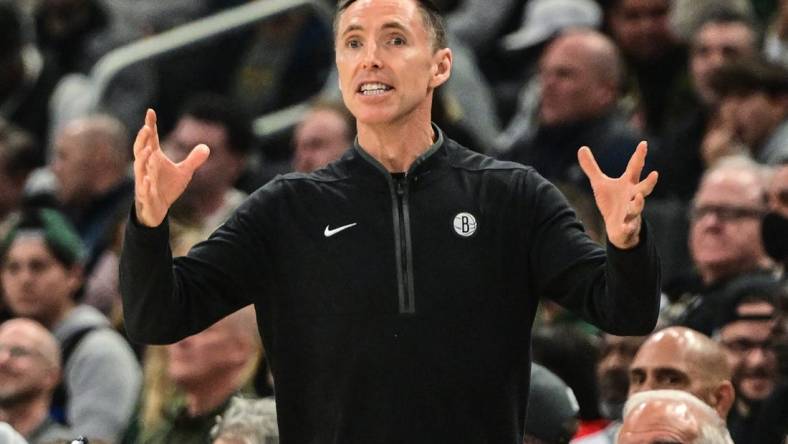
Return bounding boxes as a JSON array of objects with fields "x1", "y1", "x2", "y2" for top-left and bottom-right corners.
[
  {"x1": 493, "y1": 0, "x2": 604, "y2": 151},
  {"x1": 578, "y1": 327, "x2": 733, "y2": 444},
  {"x1": 163, "y1": 94, "x2": 252, "y2": 235},
  {"x1": 0, "y1": 121, "x2": 38, "y2": 221},
  {"x1": 629, "y1": 327, "x2": 735, "y2": 418},
  {"x1": 595, "y1": 334, "x2": 647, "y2": 422},
  {"x1": 715, "y1": 279, "x2": 782, "y2": 444},
  {"x1": 501, "y1": 29, "x2": 641, "y2": 192},
  {"x1": 37, "y1": 0, "x2": 156, "y2": 142},
  {"x1": 523, "y1": 363, "x2": 579, "y2": 444},
  {"x1": 210, "y1": 396, "x2": 278, "y2": 444},
  {"x1": 292, "y1": 101, "x2": 354, "y2": 173},
  {"x1": 138, "y1": 306, "x2": 261, "y2": 444},
  {"x1": 618, "y1": 390, "x2": 734, "y2": 444},
  {"x1": 0, "y1": 208, "x2": 141, "y2": 442},
  {"x1": 761, "y1": 162, "x2": 788, "y2": 268},
  {"x1": 665, "y1": 156, "x2": 774, "y2": 335},
  {"x1": 705, "y1": 57, "x2": 788, "y2": 165},
  {"x1": 0, "y1": 2, "x2": 58, "y2": 154},
  {"x1": 0, "y1": 318, "x2": 73, "y2": 443},
  {"x1": 657, "y1": 11, "x2": 759, "y2": 201},
  {"x1": 602, "y1": 0, "x2": 689, "y2": 137},
  {"x1": 50, "y1": 115, "x2": 132, "y2": 316},
  {"x1": 531, "y1": 324, "x2": 605, "y2": 440}
]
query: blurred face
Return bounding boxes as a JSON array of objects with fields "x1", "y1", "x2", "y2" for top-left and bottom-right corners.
[
  {"x1": 689, "y1": 170, "x2": 768, "y2": 284},
  {"x1": 538, "y1": 36, "x2": 615, "y2": 126},
  {"x1": 768, "y1": 165, "x2": 788, "y2": 216},
  {"x1": 618, "y1": 401, "x2": 701, "y2": 444},
  {"x1": 51, "y1": 127, "x2": 93, "y2": 206},
  {"x1": 690, "y1": 22, "x2": 756, "y2": 105},
  {"x1": 719, "y1": 301, "x2": 778, "y2": 402},
  {"x1": 335, "y1": 0, "x2": 451, "y2": 127},
  {"x1": 722, "y1": 92, "x2": 788, "y2": 151},
  {"x1": 629, "y1": 335, "x2": 717, "y2": 407},
  {"x1": 1, "y1": 236, "x2": 80, "y2": 328},
  {"x1": 293, "y1": 109, "x2": 351, "y2": 173},
  {"x1": 608, "y1": 0, "x2": 674, "y2": 61},
  {"x1": 164, "y1": 117, "x2": 244, "y2": 201},
  {"x1": 0, "y1": 321, "x2": 58, "y2": 406},
  {"x1": 167, "y1": 320, "x2": 244, "y2": 390},
  {"x1": 597, "y1": 335, "x2": 645, "y2": 409}
]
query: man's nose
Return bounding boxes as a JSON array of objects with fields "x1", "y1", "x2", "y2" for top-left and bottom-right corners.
[{"x1": 362, "y1": 42, "x2": 383, "y2": 69}]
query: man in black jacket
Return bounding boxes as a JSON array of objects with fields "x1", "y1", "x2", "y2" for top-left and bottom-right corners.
[{"x1": 120, "y1": 0, "x2": 661, "y2": 442}]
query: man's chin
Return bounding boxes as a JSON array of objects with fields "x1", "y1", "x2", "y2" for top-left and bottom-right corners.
[{"x1": 740, "y1": 378, "x2": 775, "y2": 401}]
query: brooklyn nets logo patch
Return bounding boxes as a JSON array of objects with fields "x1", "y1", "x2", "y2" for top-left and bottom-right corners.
[{"x1": 453, "y1": 212, "x2": 478, "y2": 237}]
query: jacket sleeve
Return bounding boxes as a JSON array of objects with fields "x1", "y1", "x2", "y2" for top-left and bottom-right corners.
[
  {"x1": 119, "y1": 191, "x2": 270, "y2": 345},
  {"x1": 521, "y1": 169, "x2": 661, "y2": 335}
]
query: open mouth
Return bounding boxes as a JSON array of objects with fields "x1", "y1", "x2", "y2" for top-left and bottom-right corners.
[{"x1": 358, "y1": 82, "x2": 393, "y2": 95}]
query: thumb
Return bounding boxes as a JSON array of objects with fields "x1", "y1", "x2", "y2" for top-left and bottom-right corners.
[{"x1": 179, "y1": 144, "x2": 210, "y2": 174}]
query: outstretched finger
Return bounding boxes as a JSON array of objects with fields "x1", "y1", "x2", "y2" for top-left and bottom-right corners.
[
  {"x1": 178, "y1": 144, "x2": 211, "y2": 174},
  {"x1": 144, "y1": 109, "x2": 161, "y2": 151},
  {"x1": 636, "y1": 170, "x2": 659, "y2": 197},
  {"x1": 624, "y1": 141, "x2": 649, "y2": 183},
  {"x1": 578, "y1": 146, "x2": 605, "y2": 185}
]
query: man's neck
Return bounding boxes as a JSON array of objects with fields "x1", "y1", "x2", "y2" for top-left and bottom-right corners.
[
  {"x1": 356, "y1": 116, "x2": 435, "y2": 173},
  {"x1": 0, "y1": 398, "x2": 50, "y2": 438}
]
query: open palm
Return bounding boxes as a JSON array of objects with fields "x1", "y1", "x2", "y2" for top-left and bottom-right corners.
[
  {"x1": 578, "y1": 141, "x2": 659, "y2": 249},
  {"x1": 133, "y1": 109, "x2": 210, "y2": 227}
]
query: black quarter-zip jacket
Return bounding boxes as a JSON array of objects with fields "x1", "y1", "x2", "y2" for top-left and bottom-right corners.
[{"x1": 120, "y1": 128, "x2": 660, "y2": 444}]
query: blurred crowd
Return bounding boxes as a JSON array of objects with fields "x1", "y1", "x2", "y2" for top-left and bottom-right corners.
[{"x1": 0, "y1": 0, "x2": 787, "y2": 443}]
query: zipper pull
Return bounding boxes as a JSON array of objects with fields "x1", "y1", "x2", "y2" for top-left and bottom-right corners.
[{"x1": 395, "y1": 175, "x2": 406, "y2": 196}]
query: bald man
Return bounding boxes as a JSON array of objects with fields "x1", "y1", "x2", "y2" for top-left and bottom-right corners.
[
  {"x1": 140, "y1": 306, "x2": 262, "y2": 444},
  {"x1": 618, "y1": 390, "x2": 733, "y2": 444},
  {"x1": 629, "y1": 326, "x2": 735, "y2": 418},
  {"x1": 0, "y1": 318, "x2": 72, "y2": 442},
  {"x1": 51, "y1": 114, "x2": 133, "y2": 270},
  {"x1": 503, "y1": 29, "x2": 644, "y2": 191}
]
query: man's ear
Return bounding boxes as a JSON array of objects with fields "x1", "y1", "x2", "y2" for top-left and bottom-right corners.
[
  {"x1": 711, "y1": 381, "x2": 736, "y2": 419},
  {"x1": 429, "y1": 48, "x2": 452, "y2": 88}
]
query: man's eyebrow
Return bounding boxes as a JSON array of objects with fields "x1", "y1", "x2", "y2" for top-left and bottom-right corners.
[{"x1": 340, "y1": 21, "x2": 410, "y2": 37}]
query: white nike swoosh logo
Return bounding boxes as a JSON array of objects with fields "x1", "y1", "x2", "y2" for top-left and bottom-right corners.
[{"x1": 324, "y1": 223, "x2": 357, "y2": 237}]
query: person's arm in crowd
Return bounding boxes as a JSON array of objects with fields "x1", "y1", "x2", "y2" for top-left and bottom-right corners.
[
  {"x1": 65, "y1": 331, "x2": 142, "y2": 442},
  {"x1": 524, "y1": 142, "x2": 661, "y2": 335},
  {"x1": 119, "y1": 110, "x2": 259, "y2": 344}
]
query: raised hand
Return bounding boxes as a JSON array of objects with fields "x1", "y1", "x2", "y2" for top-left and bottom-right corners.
[
  {"x1": 133, "y1": 109, "x2": 210, "y2": 227},
  {"x1": 578, "y1": 141, "x2": 659, "y2": 250}
]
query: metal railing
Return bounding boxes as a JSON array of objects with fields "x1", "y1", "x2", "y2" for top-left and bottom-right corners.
[{"x1": 89, "y1": 0, "x2": 336, "y2": 137}]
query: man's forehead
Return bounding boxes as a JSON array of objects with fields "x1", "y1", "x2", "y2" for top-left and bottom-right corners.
[
  {"x1": 338, "y1": 0, "x2": 421, "y2": 30},
  {"x1": 696, "y1": 173, "x2": 762, "y2": 204}
]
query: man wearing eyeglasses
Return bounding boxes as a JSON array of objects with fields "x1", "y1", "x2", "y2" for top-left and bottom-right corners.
[
  {"x1": 0, "y1": 318, "x2": 73, "y2": 443},
  {"x1": 664, "y1": 155, "x2": 776, "y2": 335},
  {"x1": 715, "y1": 279, "x2": 781, "y2": 444}
]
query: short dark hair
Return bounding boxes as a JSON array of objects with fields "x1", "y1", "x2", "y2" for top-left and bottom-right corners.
[
  {"x1": 0, "y1": 208, "x2": 86, "y2": 268},
  {"x1": 693, "y1": 9, "x2": 760, "y2": 46},
  {"x1": 710, "y1": 57, "x2": 788, "y2": 98},
  {"x1": 178, "y1": 93, "x2": 254, "y2": 156},
  {"x1": 334, "y1": 0, "x2": 448, "y2": 51}
]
